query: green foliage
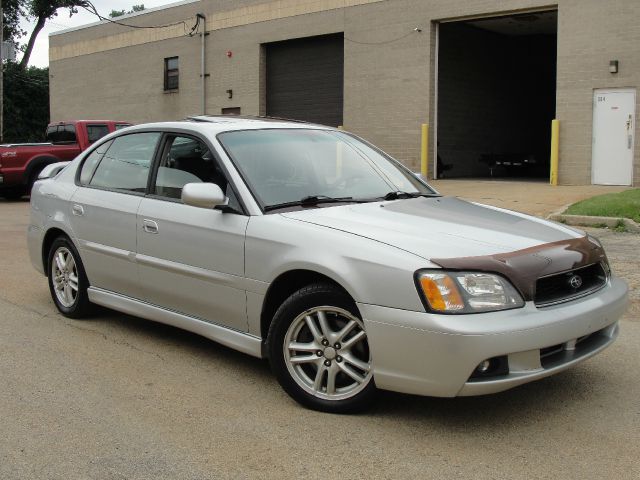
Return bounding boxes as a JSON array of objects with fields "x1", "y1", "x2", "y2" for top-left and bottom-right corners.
[
  {"x1": 614, "y1": 220, "x2": 628, "y2": 233},
  {"x1": 109, "y1": 4, "x2": 145, "y2": 18},
  {"x1": 2, "y1": 0, "x2": 28, "y2": 45},
  {"x1": 565, "y1": 189, "x2": 640, "y2": 223},
  {"x1": 2, "y1": 62, "x2": 49, "y2": 143},
  {"x1": 26, "y1": 0, "x2": 89, "y2": 19}
]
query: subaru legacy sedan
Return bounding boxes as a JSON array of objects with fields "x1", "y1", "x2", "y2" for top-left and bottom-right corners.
[{"x1": 28, "y1": 116, "x2": 628, "y2": 412}]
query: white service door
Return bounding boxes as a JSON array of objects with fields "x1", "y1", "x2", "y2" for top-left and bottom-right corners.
[{"x1": 592, "y1": 89, "x2": 635, "y2": 185}]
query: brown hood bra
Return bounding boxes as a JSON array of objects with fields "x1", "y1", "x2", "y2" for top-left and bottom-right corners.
[{"x1": 430, "y1": 236, "x2": 607, "y2": 302}]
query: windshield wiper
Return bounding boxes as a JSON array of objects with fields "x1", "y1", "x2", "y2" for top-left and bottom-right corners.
[
  {"x1": 382, "y1": 191, "x2": 441, "y2": 200},
  {"x1": 264, "y1": 195, "x2": 359, "y2": 212}
]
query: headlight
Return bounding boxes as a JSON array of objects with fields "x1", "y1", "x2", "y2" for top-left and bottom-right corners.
[{"x1": 416, "y1": 270, "x2": 524, "y2": 314}]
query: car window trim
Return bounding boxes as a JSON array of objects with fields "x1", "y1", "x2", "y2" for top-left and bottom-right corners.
[{"x1": 146, "y1": 130, "x2": 249, "y2": 216}]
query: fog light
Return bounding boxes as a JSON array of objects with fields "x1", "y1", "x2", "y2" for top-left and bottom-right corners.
[
  {"x1": 469, "y1": 355, "x2": 509, "y2": 380},
  {"x1": 476, "y1": 360, "x2": 491, "y2": 373}
]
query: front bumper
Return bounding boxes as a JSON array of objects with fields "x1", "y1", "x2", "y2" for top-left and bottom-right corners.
[{"x1": 359, "y1": 276, "x2": 628, "y2": 397}]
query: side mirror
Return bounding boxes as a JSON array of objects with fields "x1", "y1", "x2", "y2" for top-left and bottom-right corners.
[{"x1": 181, "y1": 182, "x2": 227, "y2": 209}]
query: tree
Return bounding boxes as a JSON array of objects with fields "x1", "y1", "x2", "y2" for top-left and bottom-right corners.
[
  {"x1": 2, "y1": 0, "x2": 28, "y2": 48},
  {"x1": 109, "y1": 4, "x2": 144, "y2": 18},
  {"x1": 3, "y1": 62, "x2": 49, "y2": 142},
  {"x1": 19, "y1": 1, "x2": 90, "y2": 70}
]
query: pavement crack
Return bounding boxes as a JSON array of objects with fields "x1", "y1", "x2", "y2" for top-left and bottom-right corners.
[{"x1": 62, "y1": 320, "x2": 167, "y2": 362}]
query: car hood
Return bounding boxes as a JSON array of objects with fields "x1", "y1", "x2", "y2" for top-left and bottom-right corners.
[{"x1": 280, "y1": 196, "x2": 583, "y2": 260}]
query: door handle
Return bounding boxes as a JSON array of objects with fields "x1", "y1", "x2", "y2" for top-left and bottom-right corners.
[
  {"x1": 142, "y1": 219, "x2": 159, "y2": 234},
  {"x1": 72, "y1": 204, "x2": 84, "y2": 216}
]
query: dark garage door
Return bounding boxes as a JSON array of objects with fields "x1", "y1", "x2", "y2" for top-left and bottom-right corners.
[{"x1": 266, "y1": 33, "x2": 344, "y2": 127}]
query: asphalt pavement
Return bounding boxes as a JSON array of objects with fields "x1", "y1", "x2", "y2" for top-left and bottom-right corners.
[{"x1": 1, "y1": 197, "x2": 638, "y2": 480}]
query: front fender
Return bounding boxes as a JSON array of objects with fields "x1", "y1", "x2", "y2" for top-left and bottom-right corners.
[{"x1": 245, "y1": 215, "x2": 432, "y2": 312}]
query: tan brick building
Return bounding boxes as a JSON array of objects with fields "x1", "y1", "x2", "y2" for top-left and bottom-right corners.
[{"x1": 49, "y1": 0, "x2": 639, "y2": 185}]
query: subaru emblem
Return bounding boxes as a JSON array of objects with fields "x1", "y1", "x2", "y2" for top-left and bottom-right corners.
[{"x1": 569, "y1": 274, "x2": 583, "y2": 289}]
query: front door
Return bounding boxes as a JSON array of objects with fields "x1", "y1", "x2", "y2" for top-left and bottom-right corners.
[
  {"x1": 592, "y1": 89, "x2": 635, "y2": 185},
  {"x1": 136, "y1": 134, "x2": 249, "y2": 332}
]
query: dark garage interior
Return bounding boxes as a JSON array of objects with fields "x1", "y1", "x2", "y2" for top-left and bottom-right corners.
[
  {"x1": 437, "y1": 11, "x2": 557, "y2": 179},
  {"x1": 265, "y1": 33, "x2": 344, "y2": 127}
]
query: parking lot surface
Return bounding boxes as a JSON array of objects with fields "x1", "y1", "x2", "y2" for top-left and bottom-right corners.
[{"x1": 1, "y1": 197, "x2": 638, "y2": 479}]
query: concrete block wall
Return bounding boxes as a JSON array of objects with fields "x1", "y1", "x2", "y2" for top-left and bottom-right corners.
[{"x1": 49, "y1": 0, "x2": 640, "y2": 185}]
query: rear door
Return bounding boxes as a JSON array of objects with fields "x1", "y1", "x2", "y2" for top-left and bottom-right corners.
[
  {"x1": 69, "y1": 132, "x2": 161, "y2": 298},
  {"x1": 136, "y1": 134, "x2": 249, "y2": 331}
]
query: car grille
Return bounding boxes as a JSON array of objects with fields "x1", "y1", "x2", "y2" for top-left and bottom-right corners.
[{"x1": 535, "y1": 262, "x2": 608, "y2": 307}]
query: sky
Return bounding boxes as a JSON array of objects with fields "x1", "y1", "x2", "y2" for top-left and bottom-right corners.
[{"x1": 19, "y1": 0, "x2": 180, "y2": 68}]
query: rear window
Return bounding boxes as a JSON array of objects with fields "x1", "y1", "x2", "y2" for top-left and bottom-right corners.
[
  {"x1": 86, "y1": 124, "x2": 110, "y2": 144},
  {"x1": 46, "y1": 124, "x2": 77, "y2": 144}
]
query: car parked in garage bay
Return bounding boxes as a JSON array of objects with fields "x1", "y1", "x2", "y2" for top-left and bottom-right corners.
[{"x1": 27, "y1": 116, "x2": 628, "y2": 412}]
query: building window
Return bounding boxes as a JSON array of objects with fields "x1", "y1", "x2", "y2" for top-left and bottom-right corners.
[{"x1": 164, "y1": 57, "x2": 179, "y2": 91}]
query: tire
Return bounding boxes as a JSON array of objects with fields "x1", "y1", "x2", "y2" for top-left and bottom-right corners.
[
  {"x1": 47, "y1": 236, "x2": 93, "y2": 318},
  {"x1": 267, "y1": 283, "x2": 376, "y2": 413},
  {"x1": 1, "y1": 188, "x2": 25, "y2": 200}
]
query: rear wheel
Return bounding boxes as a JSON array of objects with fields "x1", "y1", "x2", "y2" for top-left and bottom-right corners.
[
  {"x1": 1, "y1": 188, "x2": 24, "y2": 200},
  {"x1": 47, "y1": 237, "x2": 93, "y2": 318},
  {"x1": 268, "y1": 283, "x2": 376, "y2": 413}
]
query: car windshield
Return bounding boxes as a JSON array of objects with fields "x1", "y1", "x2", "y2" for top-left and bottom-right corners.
[{"x1": 217, "y1": 128, "x2": 435, "y2": 210}]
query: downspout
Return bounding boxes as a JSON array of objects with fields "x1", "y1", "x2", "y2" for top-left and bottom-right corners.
[{"x1": 197, "y1": 13, "x2": 207, "y2": 115}]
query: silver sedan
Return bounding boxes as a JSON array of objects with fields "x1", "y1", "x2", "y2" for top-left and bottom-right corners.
[{"x1": 28, "y1": 117, "x2": 628, "y2": 412}]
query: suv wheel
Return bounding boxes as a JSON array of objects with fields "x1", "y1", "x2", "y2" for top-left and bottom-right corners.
[
  {"x1": 268, "y1": 283, "x2": 376, "y2": 413},
  {"x1": 47, "y1": 237, "x2": 92, "y2": 318}
]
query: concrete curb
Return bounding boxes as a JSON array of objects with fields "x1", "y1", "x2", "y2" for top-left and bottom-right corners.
[{"x1": 547, "y1": 213, "x2": 640, "y2": 233}]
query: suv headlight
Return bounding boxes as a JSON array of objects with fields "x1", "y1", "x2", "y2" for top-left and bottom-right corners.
[{"x1": 416, "y1": 270, "x2": 524, "y2": 314}]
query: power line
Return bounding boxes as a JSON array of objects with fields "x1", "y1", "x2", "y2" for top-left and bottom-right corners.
[
  {"x1": 344, "y1": 28, "x2": 422, "y2": 45},
  {"x1": 80, "y1": 1, "x2": 201, "y2": 37}
]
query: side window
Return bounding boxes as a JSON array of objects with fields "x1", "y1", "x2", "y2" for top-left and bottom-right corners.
[
  {"x1": 90, "y1": 133, "x2": 161, "y2": 193},
  {"x1": 79, "y1": 140, "x2": 113, "y2": 185},
  {"x1": 154, "y1": 136, "x2": 224, "y2": 198},
  {"x1": 153, "y1": 135, "x2": 241, "y2": 212},
  {"x1": 86, "y1": 124, "x2": 110, "y2": 144},
  {"x1": 115, "y1": 123, "x2": 132, "y2": 131},
  {"x1": 164, "y1": 57, "x2": 179, "y2": 91}
]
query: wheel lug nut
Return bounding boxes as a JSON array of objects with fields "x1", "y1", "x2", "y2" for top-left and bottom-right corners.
[
  {"x1": 324, "y1": 360, "x2": 331, "y2": 367},
  {"x1": 336, "y1": 356, "x2": 342, "y2": 363},
  {"x1": 334, "y1": 343, "x2": 341, "y2": 350},
  {"x1": 322, "y1": 339, "x2": 329, "y2": 346},
  {"x1": 316, "y1": 350, "x2": 323, "y2": 357}
]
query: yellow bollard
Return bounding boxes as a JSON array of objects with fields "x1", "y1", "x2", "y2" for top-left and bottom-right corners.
[
  {"x1": 550, "y1": 119, "x2": 560, "y2": 186},
  {"x1": 421, "y1": 124, "x2": 429, "y2": 179}
]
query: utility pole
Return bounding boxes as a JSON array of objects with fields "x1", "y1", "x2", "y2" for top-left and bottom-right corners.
[{"x1": 1, "y1": 0, "x2": 4, "y2": 143}]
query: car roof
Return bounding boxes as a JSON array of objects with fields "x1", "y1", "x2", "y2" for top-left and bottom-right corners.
[{"x1": 120, "y1": 116, "x2": 334, "y2": 135}]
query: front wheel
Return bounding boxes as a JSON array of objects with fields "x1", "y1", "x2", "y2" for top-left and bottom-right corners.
[
  {"x1": 47, "y1": 237, "x2": 93, "y2": 318},
  {"x1": 268, "y1": 283, "x2": 376, "y2": 413}
]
